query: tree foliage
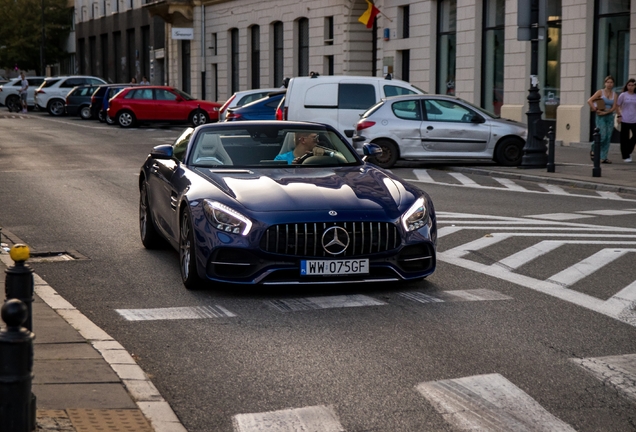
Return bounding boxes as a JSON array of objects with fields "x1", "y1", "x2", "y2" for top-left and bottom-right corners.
[{"x1": 0, "y1": 0, "x2": 72, "y2": 74}]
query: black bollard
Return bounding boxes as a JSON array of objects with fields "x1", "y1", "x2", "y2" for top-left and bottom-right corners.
[
  {"x1": 546, "y1": 126, "x2": 555, "y2": 173},
  {"x1": 0, "y1": 299, "x2": 35, "y2": 432},
  {"x1": 4, "y1": 245, "x2": 34, "y2": 333},
  {"x1": 592, "y1": 127, "x2": 601, "y2": 177}
]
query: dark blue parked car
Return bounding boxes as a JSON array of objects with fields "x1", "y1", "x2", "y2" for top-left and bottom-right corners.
[
  {"x1": 139, "y1": 121, "x2": 437, "y2": 289},
  {"x1": 225, "y1": 91, "x2": 285, "y2": 121}
]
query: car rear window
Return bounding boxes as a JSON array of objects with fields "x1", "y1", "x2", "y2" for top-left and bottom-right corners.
[
  {"x1": 27, "y1": 78, "x2": 44, "y2": 86},
  {"x1": 238, "y1": 92, "x2": 270, "y2": 106},
  {"x1": 40, "y1": 79, "x2": 61, "y2": 88}
]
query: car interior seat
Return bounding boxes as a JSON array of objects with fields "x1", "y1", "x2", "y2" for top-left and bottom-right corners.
[
  {"x1": 278, "y1": 132, "x2": 295, "y2": 155},
  {"x1": 195, "y1": 134, "x2": 233, "y2": 165}
]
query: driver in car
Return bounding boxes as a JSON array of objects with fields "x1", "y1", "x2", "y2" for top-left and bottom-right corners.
[{"x1": 275, "y1": 132, "x2": 326, "y2": 164}]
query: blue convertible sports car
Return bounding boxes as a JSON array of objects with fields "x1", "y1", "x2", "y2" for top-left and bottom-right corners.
[{"x1": 139, "y1": 121, "x2": 437, "y2": 289}]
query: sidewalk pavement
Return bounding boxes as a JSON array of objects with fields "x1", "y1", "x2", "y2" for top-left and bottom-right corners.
[
  {"x1": 0, "y1": 252, "x2": 187, "y2": 432},
  {"x1": 0, "y1": 142, "x2": 632, "y2": 432}
]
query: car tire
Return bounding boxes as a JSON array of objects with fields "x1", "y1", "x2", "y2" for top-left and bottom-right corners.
[
  {"x1": 189, "y1": 110, "x2": 210, "y2": 127},
  {"x1": 79, "y1": 105, "x2": 92, "y2": 120},
  {"x1": 6, "y1": 95, "x2": 20, "y2": 112},
  {"x1": 180, "y1": 208, "x2": 203, "y2": 290},
  {"x1": 370, "y1": 139, "x2": 399, "y2": 169},
  {"x1": 117, "y1": 110, "x2": 136, "y2": 128},
  {"x1": 106, "y1": 114, "x2": 116, "y2": 125},
  {"x1": 139, "y1": 181, "x2": 164, "y2": 249},
  {"x1": 98, "y1": 110, "x2": 106, "y2": 122},
  {"x1": 495, "y1": 137, "x2": 524, "y2": 166},
  {"x1": 47, "y1": 99, "x2": 65, "y2": 116}
]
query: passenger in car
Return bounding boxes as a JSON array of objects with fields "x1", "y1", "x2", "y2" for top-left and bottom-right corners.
[{"x1": 274, "y1": 132, "x2": 325, "y2": 164}]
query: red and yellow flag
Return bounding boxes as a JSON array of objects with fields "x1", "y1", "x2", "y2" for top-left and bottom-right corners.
[{"x1": 358, "y1": 0, "x2": 380, "y2": 29}]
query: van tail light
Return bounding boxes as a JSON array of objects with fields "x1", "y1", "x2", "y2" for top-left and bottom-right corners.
[
  {"x1": 275, "y1": 106, "x2": 287, "y2": 121},
  {"x1": 65, "y1": 97, "x2": 69, "y2": 104},
  {"x1": 219, "y1": 94, "x2": 235, "y2": 115},
  {"x1": 225, "y1": 112, "x2": 241, "y2": 121},
  {"x1": 356, "y1": 120, "x2": 376, "y2": 131},
  {"x1": 36, "y1": 89, "x2": 44, "y2": 94}
]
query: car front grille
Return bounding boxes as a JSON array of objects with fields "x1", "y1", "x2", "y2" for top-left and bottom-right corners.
[{"x1": 260, "y1": 221, "x2": 400, "y2": 257}]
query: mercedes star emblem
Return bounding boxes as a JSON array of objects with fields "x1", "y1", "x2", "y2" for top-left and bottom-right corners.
[{"x1": 322, "y1": 226, "x2": 350, "y2": 255}]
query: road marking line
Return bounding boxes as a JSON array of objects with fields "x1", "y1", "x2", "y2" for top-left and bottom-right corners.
[
  {"x1": 266, "y1": 294, "x2": 385, "y2": 312},
  {"x1": 495, "y1": 240, "x2": 565, "y2": 270},
  {"x1": 416, "y1": 373, "x2": 575, "y2": 431},
  {"x1": 538, "y1": 183, "x2": 570, "y2": 195},
  {"x1": 577, "y1": 209, "x2": 636, "y2": 216},
  {"x1": 413, "y1": 169, "x2": 435, "y2": 183},
  {"x1": 547, "y1": 249, "x2": 635, "y2": 287},
  {"x1": 399, "y1": 291, "x2": 445, "y2": 304},
  {"x1": 399, "y1": 289, "x2": 512, "y2": 304},
  {"x1": 596, "y1": 191, "x2": 624, "y2": 199},
  {"x1": 448, "y1": 172, "x2": 483, "y2": 187},
  {"x1": 493, "y1": 177, "x2": 529, "y2": 191},
  {"x1": 442, "y1": 234, "x2": 511, "y2": 259},
  {"x1": 115, "y1": 305, "x2": 237, "y2": 321},
  {"x1": 524, "y1": 213, "x2": 595, "y2": 221},
  {"x1": 572, "y1": 354, "x2": 636, "y2": 403},
  {"x1": 233, "y1": 405, "x2": 344, "y2": 432}
]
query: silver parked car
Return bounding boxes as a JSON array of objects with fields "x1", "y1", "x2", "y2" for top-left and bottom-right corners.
[{"x1": 353, "y1": 94, "x2": 528, "y2": 168}]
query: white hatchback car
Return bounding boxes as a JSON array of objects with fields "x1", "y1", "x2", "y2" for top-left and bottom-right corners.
[
  {"x1": 218, "y1": 88, "x2": 280, "y2": 121},
  {"x1": 353, "y1": 94, "x2": 528, "y2": 168},
  {"x1": 35, "y1": 75, "x2": 106, "y2": 116},
  {"x1": 0, "y1": 76, "x2": 46, "y2": 111}
]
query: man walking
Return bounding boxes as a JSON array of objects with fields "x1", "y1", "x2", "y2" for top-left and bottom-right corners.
[{"x1": 19, "y1": 72, "x2": 28, "y2": 113}]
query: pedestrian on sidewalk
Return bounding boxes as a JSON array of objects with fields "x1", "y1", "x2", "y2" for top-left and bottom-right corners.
[
  {"x1": 588, "y1": 75, "x2": 617, "y2": 163},
  {"x1": 616, "y1": 78, "x2": 636, "y2": 163},
  {"x1": 19, "y1": 72, "x2": 28, "y2": 114}
]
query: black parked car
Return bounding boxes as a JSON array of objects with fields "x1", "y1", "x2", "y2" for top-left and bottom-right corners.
[
  {"x1": 90, "y1": 84, "x2": 136, "y2": 123},
  {"x1": 65, "y1": 85, "x2": 99, "y2": 119}
]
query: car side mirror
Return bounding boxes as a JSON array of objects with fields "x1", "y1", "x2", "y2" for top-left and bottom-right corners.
[
  {"x1": 150, "y1": 144, "x2": 174, "y2": 159},
  {"x1": 471, "y1": 114, "x2": 485, "y2": 123},
  {"x1": 352, "y1": 135, "x2": 366, "y2": 142},
  {"x1": 363, "y1": 143, "x2": 382, "y2": 156}
]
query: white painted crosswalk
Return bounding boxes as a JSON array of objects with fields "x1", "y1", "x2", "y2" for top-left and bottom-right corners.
[
  {"x1": 437, "y1": 211, "x2": 636, "y2": 327},
  {"x1": 407, "y1": 168, "x2": 636, "y2": 201},
  {"x1": 572, "y1": 354, "x2": 636, "y2": 403}
]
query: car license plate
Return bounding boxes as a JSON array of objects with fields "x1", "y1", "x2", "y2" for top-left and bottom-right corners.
[{"x1": 300, "y1": 259, "x2": 369, "y2": 276}]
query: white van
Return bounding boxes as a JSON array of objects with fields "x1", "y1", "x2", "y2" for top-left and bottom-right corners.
[{"x1": 279, "y1": 75, "x2": 423, "y2": 140}]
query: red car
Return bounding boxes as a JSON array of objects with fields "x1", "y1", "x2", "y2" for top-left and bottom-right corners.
[{"x1": 107, "y1": 86, "x2": 221, "y2": 128}]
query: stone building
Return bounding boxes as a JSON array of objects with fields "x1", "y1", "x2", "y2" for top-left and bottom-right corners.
[{"x1": 74, "y1": 0, "x2": 636, "y2": 145}]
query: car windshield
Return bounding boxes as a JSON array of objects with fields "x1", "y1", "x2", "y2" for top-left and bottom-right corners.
[
  {"x1": 39, "y1": 79, "x2": 61, "y2": 89},
  {"x1": 174, "y1": 89, "x2": 195, "y2": 100},
  {"x1": 188, "y1": 125, "x2": 360, "y2": 168}
]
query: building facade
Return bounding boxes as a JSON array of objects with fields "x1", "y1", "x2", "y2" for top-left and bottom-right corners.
[{"x1": 75, "y1": 0, "x2": 636, "y2": 145}]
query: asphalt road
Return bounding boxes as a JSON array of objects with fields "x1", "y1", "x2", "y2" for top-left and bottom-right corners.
[{"x1": 1, "y1": 111, "x2": 635, "y2": 431}]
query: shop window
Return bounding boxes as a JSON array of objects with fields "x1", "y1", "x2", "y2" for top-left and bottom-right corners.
[
  {"x1": 481, "y1": 0, "x2": 505, "y2": 116},
  {"x1": 437, "y1": 0, "x2": 456, "y2": 95}
]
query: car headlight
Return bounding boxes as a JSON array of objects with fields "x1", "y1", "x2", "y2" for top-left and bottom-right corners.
[
  {"x1": 203, "y1": 200, "x2": 252, "y2": 235},
  {"x1": 401, "y1": 197, "x2": 428, "y2": 232}
]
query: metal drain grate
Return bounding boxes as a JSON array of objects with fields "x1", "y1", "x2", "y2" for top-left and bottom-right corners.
[
  {"x1": 28, "y1": 250, "x2": 88, "y2": 263},
  {"x1": 67, "y1": 409, "x2": 152, "y2": 432}
]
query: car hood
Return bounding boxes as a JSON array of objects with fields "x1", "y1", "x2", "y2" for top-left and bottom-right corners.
[
  {"x1": 491, "y1": 116, "x2": 527, "y2": 130},
  {"x1": 191, "y1": 166, "x2": 409, "y2": 216}
]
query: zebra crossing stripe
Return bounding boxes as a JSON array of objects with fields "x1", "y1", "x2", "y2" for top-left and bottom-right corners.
[
  {"x1": 547, "y1": 249, "x2": 636, "y2": 287},
  {"x1": 115, "y1": 305, "x2": 237, "y2": 321},
  {"x1": 413, "y1": 169, "x2": 435, "y2": 183},
  {"x1": 448, "y1": 172, "x2": 483, "y2": 187},
  {"x1": 493, "y1": 177, "x2": 528, "y2": 191},
  {"x1": 525, "y1": 212, "x2": 595, "y2": 221},
  {"x1": 538, "y1": 183, "x2": 570, "y2": 195},
  {"x1": 495, "y1": 240, "x2": 564, "y2": 270},
  {"x1": 572, "y1": 354, "x2": 636, "y2": 403},
  {"x1": 416, "y1": 373, "x2": 576, "y2": 431},
  {"x1": 399, "y1": 289, "x2": 512, "y2": 304},
  {"x1": 577, "y1": 209, "x2": 636, "y2": 216},
  {"x1": 266, "y1": 294, "x2": 385, "y2": 312},
  {"x1": 233, "y1": 405, "x2": 344, "y2": 432}
]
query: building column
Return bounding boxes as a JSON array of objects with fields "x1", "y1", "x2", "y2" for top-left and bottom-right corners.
[
  {"x1": 501, "y1": 0, "x2": 529, "y2": 123},
  {"x1": 454, "y1": 0, "x2": 480, "y2": 104}
]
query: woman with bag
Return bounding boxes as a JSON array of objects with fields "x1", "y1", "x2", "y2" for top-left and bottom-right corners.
[
  {"x1": 616, "y1": 78, "x2": 636, "y2": 163},
  {"x1": 588, "y1": 75, "x2": 617, "y2": 163}
]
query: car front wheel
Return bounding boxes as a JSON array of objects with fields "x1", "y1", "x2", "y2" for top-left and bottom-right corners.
[
  {"x1": 495, "y1": 137, "x2": 524, "y2": 166},
  {"x1": 117, "y1": 110, "x2": 136, "y2": 128},
  {"x1": 47, "y1": 99, "x2": 65, "y2": 116},
  {"x1": 79, "y1": 105, "x2": 92, "y2": 120},
  {"x1": 189, "y1": 110, "x2": 210, "y2": 127},
  {"x1": 370, "y1": 139, "x2": 399, "y2": 169},
  {"x1": 180, "y1": 209, "x2": 203, "y2": 290}
]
